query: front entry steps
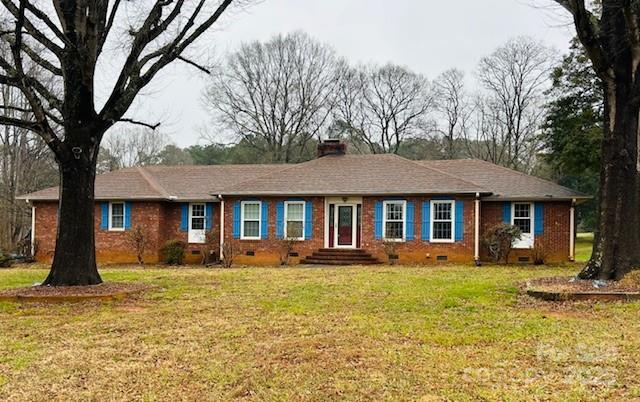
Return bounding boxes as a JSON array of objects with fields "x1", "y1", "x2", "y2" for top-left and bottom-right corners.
[{"x1": 301, "y1": 248, "x2": 382, "y2": 265}]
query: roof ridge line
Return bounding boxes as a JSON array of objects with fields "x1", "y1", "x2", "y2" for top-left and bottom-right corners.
[
  {"x1": 136, "y1": 166, "x2": 173, "y2": 199},
  {"x1": 387, "y1": 154, "x2": 490, "y2": 193}
]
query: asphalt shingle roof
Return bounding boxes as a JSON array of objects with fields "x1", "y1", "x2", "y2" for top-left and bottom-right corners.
[
  {"x1": 418, "y1": 159, "x2": 588, "y2": 201},
  {"x1": 18, "y1": 155, "x2": 586, "y2": 201}
]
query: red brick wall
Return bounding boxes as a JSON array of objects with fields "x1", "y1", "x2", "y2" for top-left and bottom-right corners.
[
  {"x1": 33, "y1": 201, "x2": 222, "y2": 265},
  {"x1": 159, "y1": 203, "x2": 221, "y2": 264},
  {"x1": 361, "y1": 196, "x2": 477, "y2": 264},
  {"x1": 33, "y1": 197, "x2": 573, "y2": 266},
  {"x1": 222, "y1": 197, "x2": 325, "y2": 266},
  {"x1": 480, "y1": 201, "x2": 572, "y2": 264}
]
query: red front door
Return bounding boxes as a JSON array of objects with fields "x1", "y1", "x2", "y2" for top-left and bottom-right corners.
[{"x1": 337, "y1": 205, "x2": 354, "y2": 246}]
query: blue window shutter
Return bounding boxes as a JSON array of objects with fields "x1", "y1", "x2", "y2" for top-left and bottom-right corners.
[
  {"x1": 276, "y1": 201, "x2": 284, "y2": 239},
  {"x1": 100, "y1": 203, "x2": 109, "y2": 230},
  {"x1": 406, "y1": 201, "x2": 414, "y2": 240},
  {"x1": 421, "y1": 201, "x2": 430, "y2": 241},
  {"x1": 205, "y1": 203, "x2": 214, "y2": 231},
  {"x1": 455, "y1": 200, "x2": 464, "y2": 241},
  {"x1": 374, "y1": 201, "x2": 383, "y2": 240},
  {"x1": 261, "y1": 201, "x2": 269, "y2": 239},
  {"x1": 503, "y1": 202, "x2": 511, "y2": 224},
  {"x1": 534, "y1": 202, "x2": 544, "y2": 236},
  {"x1": 304, "y1": 201, "x2": 313, "y2": 240},
  {"x1": 232, "y1": 202, "x2": 241, "y2": 239},
  {"x1": 180, "y1": 203, "x2": 189, "y2": 232},
  {"x1": 124, "y1": 202, "x2": 132, "y2": 230}
]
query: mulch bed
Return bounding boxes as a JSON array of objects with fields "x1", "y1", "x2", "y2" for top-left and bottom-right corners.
[
  {"x1": 525, "y1": 277, "x2": 640, "y2": 302},
  {"x1": 0, "y1": 282, "x2": 154, "y2": 303}
]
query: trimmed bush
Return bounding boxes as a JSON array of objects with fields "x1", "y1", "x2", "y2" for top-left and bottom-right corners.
[
  {"x1": 0, "y1": 253, "x2": 13, "y2": 268},
  {"x1": 160, "y1": 239, "x2": 186, "y2": 265}
]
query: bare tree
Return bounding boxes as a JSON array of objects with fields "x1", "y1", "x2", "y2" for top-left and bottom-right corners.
[
  {"x1": 433, "y1": 69, "x2": 471, "y2": 159},
  {"x1": 334, "y1": 63, "x2": 435, "y2": 154},
  {"x1": 0, "y1": 40, "x2": 56, "y2": 252},
  {"x1": 0, "y1": 0, "x2": 248, "y2": 286},
  {"x1": 101, "y1": 128, "x2": 169, "y2": 170},
  {"x1": 205, "y1": 31, "x2": 339, "y2": 163},
  {"x1": 475, "y1": 37, "x2": 555, "y2": 172},
  {"x1": 554, "y1": 1, "x2": 640, "y2": 280}
]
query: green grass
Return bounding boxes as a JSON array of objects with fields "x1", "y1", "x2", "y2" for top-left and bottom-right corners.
[
  {"x1": 1, "y1": 263, "x2": 638, "y2": 401},
  {"x1": 576, "y1": 232, "x2": 594, "y2": 262}
]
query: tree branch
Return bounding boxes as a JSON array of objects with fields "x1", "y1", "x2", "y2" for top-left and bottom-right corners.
[
  {"x1": 177, "y1": 55, "x2": 211, "y2": 74},
  {"x1": 117, "y1": 118, "x2": 161, "y2": 130},
  {"x1": 100, "y1": 0, "x2": 233, "y2": 124},
  {"x1": 555, "y1": 0, "x2": 612, "y2": 80}
]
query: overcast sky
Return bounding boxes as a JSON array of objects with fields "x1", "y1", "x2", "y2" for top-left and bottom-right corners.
[{"x1": 119, "y1": 0, "x2": 577, "y2": 147}]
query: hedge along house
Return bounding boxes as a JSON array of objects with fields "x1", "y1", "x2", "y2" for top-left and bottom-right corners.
[{"x1": 19, "y1": 140, "x2": 588, "y2": 265}]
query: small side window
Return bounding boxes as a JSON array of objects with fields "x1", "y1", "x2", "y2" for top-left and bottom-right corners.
[{"x1": 109, "y1": 202, "x2": 125, "y2": 231}]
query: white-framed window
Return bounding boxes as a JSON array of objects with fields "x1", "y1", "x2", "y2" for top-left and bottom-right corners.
[
  {"x1": 284, "y1": 201, "x2": 305, "y2": 240},
  {"x1": 109, "y1": 202, "x2": 125, "y2": 231},
  {"x1": 512, "y1": 202, "x2": 532, "y2": 234},
  {"x1": 188, "y1": 203, "x2": 206, "y2": 244},
  {"x1": 512, "y1": 202, "x2": 534, "y2": 248},
  {"x1": 430, "y1": 200, "x2": 454, "y2": 242},
  {"x1": 383, "y1": 200, "x2": 406, "y2": 241},
  {"x1": 190, "y1": 203, "x2": 205, "y2": 231},
  {"x1": 241, "y1": 201, "x2": 261, "y2": 240}
]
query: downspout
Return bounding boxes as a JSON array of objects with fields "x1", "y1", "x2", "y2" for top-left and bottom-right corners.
[
  {"x1": 569, "y1": 198, "x2": 576, "y2": 262},
  {"x1": 219, "y1": 195, "x2": 225, "y2": 261},
  {"x1": 29, "y1": 200, "x2": 35, "y2": 258},
  {"x1": 474, "y1": 192, "x2": 481, "y2": 266}
]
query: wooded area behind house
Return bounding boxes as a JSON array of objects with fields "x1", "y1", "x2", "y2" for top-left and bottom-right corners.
[{"x1": 0, "y1": 32, "x2": 599, "y2": 255}]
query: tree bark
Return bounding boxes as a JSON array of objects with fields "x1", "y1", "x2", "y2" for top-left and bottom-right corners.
[
  {"x1": 43, "y1": 153, "x2": 102, "y2": 286},
  {"x1": 579, "y1": 78, "x2": 640, "y2": 280}
]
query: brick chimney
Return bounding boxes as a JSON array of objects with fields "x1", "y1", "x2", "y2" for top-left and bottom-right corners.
[{"x1": 317, "y1": 139, "x2": 346, "y2": 158}]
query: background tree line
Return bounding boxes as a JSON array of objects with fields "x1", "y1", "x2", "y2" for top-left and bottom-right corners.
[{"x1": 0, "y1": 30, "x2": 600, "y2": 253}]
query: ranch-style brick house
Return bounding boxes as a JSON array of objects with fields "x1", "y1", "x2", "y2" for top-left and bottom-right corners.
[{"x1": 19, "y1": 140, "x2": 588, "y2": 266}]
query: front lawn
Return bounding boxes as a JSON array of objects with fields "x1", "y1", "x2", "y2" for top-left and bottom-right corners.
[
  {"x1": 575, "y1": 232, "x2": 594, "y2": 262},
  {"x1": 1, "y1": 264, "x2": 638, "y2": 401}
]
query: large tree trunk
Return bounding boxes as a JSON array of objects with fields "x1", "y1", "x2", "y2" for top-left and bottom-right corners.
[
  {"x1": 43, "y1": 155, "x2": 102, "y2": 286},
  {"x1": 579, "y1": 78, "x2": 640, "y2": 280}
]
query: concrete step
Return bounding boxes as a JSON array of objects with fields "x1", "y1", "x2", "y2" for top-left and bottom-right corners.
[{"x1": 300, "y1": 258, "x2": 381, "y2": 265}]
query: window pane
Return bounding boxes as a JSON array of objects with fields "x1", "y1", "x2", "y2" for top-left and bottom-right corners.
[
  {"x1": 385, "y1": 221, "x2": 403, "y2": 239},
  {"x1": 434, "y1": 202, "x2": 452, "y2": 220},
  {"x1": 243, "y1": 203, "x2": 260, "y2": 220},
  {"x1": 192, "y1": 204, "x2": 205, "y2": 217},
  {"x1": 514, "y1": 218, "x2": 531, "y2": 234},
  {"x1": 111, "y1": 203, "x2": 124, "y2": 216},
  {"x1": 514, "y1": 204, "x2": 530, "y2": 218},
  {"x1": 286, "y1": 203, "x2": 304, "y2": 220},
  {"x1": 243, "y1": 221, "x2": 259, "y2": 237},
  {"x1": 111, "y1": 203, "x2": 124, "y2": 228},
  {"x1": 433, "y1": 221, "x2": 452, "y2": 240},
  {"x1": 192, "y1": 217, "x2": 205, "y2": 230},
  {"x1": 111, "y1": 215, "x2": 124, "y2": 228},
  {"x1": 286, "y1": 221, "x2": 303, "y2": 238},
  {"x1": 386, "y1": 203, "x2": 403, "y2": 220}
]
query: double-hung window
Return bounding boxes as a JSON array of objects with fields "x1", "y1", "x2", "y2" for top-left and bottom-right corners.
[
  {"x1": 431, "y1": 200, "x2": 454, "y2": 242},
  {"x1": 512, "y1": 203, "x2": 532, "y2": 234},
  {"x1": 109, "y1": 202, "x2": 125, "y2": 231},
  {"x1": 285, "y1": 201, "x2": 304, "y2": 240},
  {"x1": 383, "y1": 200, "x2": 405, "y2": 241},
  {"x1": 241, "y1": 201, "x2": 261, "y2": 239},
  {"x1": 190, "y1": 204, "x2": 205, "y2": 231}
]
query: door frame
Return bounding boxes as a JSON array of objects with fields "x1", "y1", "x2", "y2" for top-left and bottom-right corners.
[{"x1": 333, "y1": 203, "x2": 358, "y2": 249}]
